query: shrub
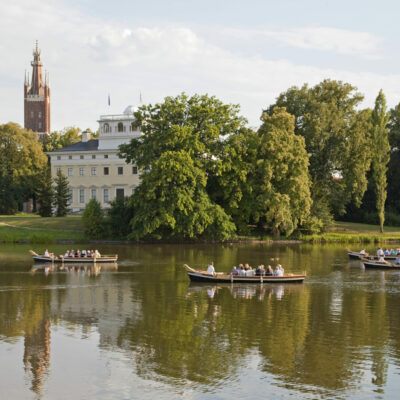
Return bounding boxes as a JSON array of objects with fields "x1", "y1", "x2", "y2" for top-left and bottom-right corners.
[{"x1": 82, "y1": 199, "x2": 104, "y2": 238}]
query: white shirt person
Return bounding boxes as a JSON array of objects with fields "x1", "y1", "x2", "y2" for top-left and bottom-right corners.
[{"x1": 207, "y1": 262, "x2": 216, "y2": 276}]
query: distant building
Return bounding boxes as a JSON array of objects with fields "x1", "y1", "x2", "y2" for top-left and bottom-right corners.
[
  {"x1": 24, "y1": 41, "x2": 50, "y2": 138},
  {"x1": 47, "y1": 106, "x2": 141, "y2": 212}
]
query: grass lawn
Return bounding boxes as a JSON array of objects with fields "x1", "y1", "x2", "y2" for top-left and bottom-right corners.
[{"x1": 0, "y1": 215, "x2": 85, "y2": 243}]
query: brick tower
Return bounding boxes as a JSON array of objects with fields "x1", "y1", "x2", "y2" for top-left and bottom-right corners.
[{"x1": 24, "y1": 41, "x2": 50, "y2": 137}]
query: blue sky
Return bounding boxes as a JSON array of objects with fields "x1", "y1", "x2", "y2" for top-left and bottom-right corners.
[{"x1": 1, "y1": 0, "x2": 400, "y2": 131}]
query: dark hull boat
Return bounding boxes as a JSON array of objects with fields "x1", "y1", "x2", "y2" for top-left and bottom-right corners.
[
  {"x1": 30, "y1": 250, "x2": 118, "y2": 263},
  {"x1": 347, "y1": 249, "x2": 398, "y2": 261},
  {"x1": 360, "y1": 258, "x2": 400, "y2": 269},
  {"x1": 183, "y1": 264, "x2": 306, "y2": 283}
]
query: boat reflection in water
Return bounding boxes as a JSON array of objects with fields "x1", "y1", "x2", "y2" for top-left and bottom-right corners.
[
  {"x1": 30, "y1": 262, "x2": 118, "y2": 276},
  {"x1": 186, "y1": 282, "x2": 304, "y2": 300}
]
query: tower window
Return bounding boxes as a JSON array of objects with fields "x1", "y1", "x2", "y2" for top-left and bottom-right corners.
[
  {"x1": 38, "y1": 112, "x2": 42, "y2": 118},
  {"x1": 118, "y1": 122, "x2": 124, "y2": 132},
  {"x1": 104, "y1": 123, "x2": 110, "y2": 133},
  {"x1": 38, "y1": 122, "x2": 42, "y2": 129},
  {"x1": 131, "y1": 122, "x2": 138, "y2": 131},
  {"x1": 30, "y1": 111, "x2": 34, "y2": 118}
]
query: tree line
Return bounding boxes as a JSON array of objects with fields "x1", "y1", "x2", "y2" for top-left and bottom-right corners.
[{"x1": 1, "y1": 79, "x2": 399, "y2": 239}]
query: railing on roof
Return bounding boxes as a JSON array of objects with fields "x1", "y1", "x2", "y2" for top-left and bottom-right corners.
[{"x1": 98, "y1": 114, "x2": 135, "y2": 121}]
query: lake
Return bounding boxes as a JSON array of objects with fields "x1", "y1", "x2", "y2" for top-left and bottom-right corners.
[{"x1": 1, "y1": 243, "x2": 400, "y2": 399}]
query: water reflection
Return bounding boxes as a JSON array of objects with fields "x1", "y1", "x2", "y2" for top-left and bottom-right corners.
[
  {"x1": 1, "y1": 244, "x2": 400, "y2": 399},
  {"x1": 30, "y1": 262, "x2": 118, "y2": 276}
]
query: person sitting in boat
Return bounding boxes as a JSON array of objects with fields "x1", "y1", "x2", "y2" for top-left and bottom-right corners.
[
  {"x1": 244, "y1": 263, "x2": 250, "y2": 271},
  {"x1": 64, "y1": 250, "x2": 69, "y2": 257},
  {"x1": 377, "y1": 248, "x2": 384, "y2": 257},
  {"x1": 231, "y1": 266, "x2": 239, "y2": 276},
  {"x1": 246, "y1": 267, "x2": 255, "y2": 277},
  {"x1": 274, "y1": 265, "x2": 284, "y2": 277},
  {"x1": 384, "y1": 248, "x2": 390, "y2": 256},
  {"x1": 81, "y1": 249, "x2": 87, "y2": 257},
  {"x1": 390, "y1": 249, "x2": 396, "y2": 255},
  {"x1": 44, "y1": 249, "x2": 50, "y2": 257},
  {"x1": 378, "y1": 255, "x2": 386, "y2": 262},
  {"x1": 359, "y1": 249, "x2": 366, "y2": 256},
  {"x1": 265, "y1": 265, "x2": 273, "y2": 276},
  {"x1": 94, "y1": 249, "x2": 101, "y2": 258},
  {"x1": 256, "y1": 265, "x2": 265, "y2": 276},
  {"x1": 396, "y1": 256, "x2": 400, "y2": 265},
  {"x1": 77, "y1": 249, "x2": 81, "y2": 257},
  {"x1": 238, "y1": 266, "x2": 246, "y2": 276},
  {"x1": 207, "y1": 262, "x2": 216, "y2": 276}
]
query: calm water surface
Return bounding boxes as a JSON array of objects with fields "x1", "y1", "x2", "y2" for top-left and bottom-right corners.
[{"x1": 1, "y1": 243, "x2": 400, "y2": 399}]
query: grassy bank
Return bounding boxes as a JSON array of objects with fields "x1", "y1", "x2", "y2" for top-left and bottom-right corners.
[
  {"x1": 300, "y1": 221, "x2": 400, "y2": 243},
  {"x1": 0, "y1": 215, "x2": 85, "y2": 243},
  {"x1": 1, "y1": 215, "x2": 400, "y2": 244}
]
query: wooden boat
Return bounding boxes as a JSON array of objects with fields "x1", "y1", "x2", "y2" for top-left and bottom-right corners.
[
  {"x1": 360, "y1": 258, "x2": 400, "y2": 269},
  {"x1": 347, "y1": 249, "x2": 398, "y2": 260},
  {"x1": 183, "y1": 264, "x2": 306, "y2": 283},
  {"x1": 30, "y1": 250, "x2": 118, "y2": 263}
]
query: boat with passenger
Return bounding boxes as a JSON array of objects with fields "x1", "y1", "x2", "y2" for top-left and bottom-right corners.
[
  {"x1": 183, "y1": 264, "x2": 306, "y2": 283},
  {"x1": 347, "y1": 248, "x2": 398, "y2": 260},
  {"x1": 360, "y1": 257, "x2": 400, "y2": 269},
  {"x1": 30, "y1": 250, "x2": 118, "y2": 263}
]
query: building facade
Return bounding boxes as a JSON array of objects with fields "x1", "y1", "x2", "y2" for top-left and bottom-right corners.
[
  {"x1": 48, "y1": 106, "x2": 141, "y2": 212},
  {"x1": 24, "y1": 41, "x2": 50, "y2": 137}
]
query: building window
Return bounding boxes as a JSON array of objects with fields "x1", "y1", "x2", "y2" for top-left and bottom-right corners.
[
  {"x1": 91, "y1": 188, "x2": 97, "y2": 200},
  {"x1": 131, "y1": 187, "x2": 136, "y2": 195},
  {"x1": 91, "y1": 167, "x2": 97, "y2": 176},
  {"x1": 79, "y1": 189, "x2": 85, "y2": 204},
  {"x1": 131, "y1": 122, "x2": 138, "y2": 131},
  {"x1": 104, "y1": 167, "x2": 109, "y2": 175},
  {"x1": 104, "y1": 123, "x2": 110, "y2": 133},
  {"x1": 38, "y1": 112, "x2": 42, "y2": 118},
  {"x1": 68, "y1": 167, "x2": 73, "y2": 177},
  {"x1": 104, "y1": 154, "x2": 108, "y2": 159},
  {"x1": 30, "y1": 111, "x2": 34, "y2": 118},
  {"x1": 68, "y1": 189, "x2": 73, "y2": 204},
  {"x1": 57, "y1": 155, "x2": 61, "y2": 160},
  {"x1": 56, "y1": 167, "x2": 61, "y2": 173},
  {"x1": 92, "y1": 154, "x2": 96, "y2": 159},
  {"x1": 132, "y1": 166, "x2": 138, "y2": 175},
  {"x1": 80, "y1": 155, "x2": 84, "y2": 159},
  {"x1": 118, "y1": 122, "x2": 124, "y2": 132},
  {"x1": 38, "y1": 122, "x2": 42, "y2": 129},
  {"x1": 79, "y1": 167, "x2": 84, "y2": 176},
  {"x1": 117, "y1": 167, "x2": 123, "y2": 175},
  {"x1": 103, "y1": 188, "x2": 109, "y2": 203},
  {"x1": 68, "y1": 155, "x2": 72, "y2": 160}
]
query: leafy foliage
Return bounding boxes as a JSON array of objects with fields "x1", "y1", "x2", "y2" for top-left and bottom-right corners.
[
  {"x1": 0, "y1": 123, "x2": 47, "y2": 214},
  {"x1": 119, "y1": 93, "x2": 242, "y2": 240},
  {"x1": 53, "y1": 170, "x2": 70, "y2": 217},
  {"x1": 82, "y1": 198, "x2": 104, "y2": 238},
  {"x1": 43, "y1": 127, "x2": 82, "y2": 152},
  {"x1": 249, "y1": 107, "x2": 312, "y2": 235},
  {"x1": 371, "y1": 90, "x2": 390, "y2": 233},
  {"x1": 267, "y1": 80, "x2": 372, "y2": 219},
  {"x1": 104, "y1": 197, "x2": 134, "y2": 239}
]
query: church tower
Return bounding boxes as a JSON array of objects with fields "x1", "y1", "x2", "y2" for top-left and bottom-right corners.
[{"x1": 24, "y1": 41, "x2": 50, "y2": 137}]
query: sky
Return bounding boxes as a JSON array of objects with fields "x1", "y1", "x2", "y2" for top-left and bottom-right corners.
[{"x1": 2, "y1": 0, "x2": 400, "y2": 131}]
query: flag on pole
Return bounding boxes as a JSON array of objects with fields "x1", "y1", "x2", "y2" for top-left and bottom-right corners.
[{"x1": 108, "y1": 94, "x2": 110, "y2": 106}]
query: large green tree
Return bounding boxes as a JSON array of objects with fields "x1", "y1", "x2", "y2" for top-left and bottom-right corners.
[
  {"x1": 0, "y1": 123, "x2": 47, "y2": 214},
  {"x1": 371, "y1": 90, "x2": 390, "y2": 233},
  {"x1": 267, "y1": 80, "x2": 372, "y2": 221},
  {"x1": 119, "y1": 93, "x2": 244, "y2": 240},
  {"x1": 387, "y1": 102, "x2": 400, "y2": 214},
  {"x1": 249, "y1": 107, "x2": 312, "y2": 236},
  {"x1": 53, "y1": 170, "x2": 70, "y2": 217},
  {"x1": 82, "y1": 198, "x2": 104, "y2": 238}
]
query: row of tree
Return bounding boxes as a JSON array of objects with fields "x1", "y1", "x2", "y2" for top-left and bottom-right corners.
[{"x1": 1, "y1": 79, "x2": 399, "y2": 239}]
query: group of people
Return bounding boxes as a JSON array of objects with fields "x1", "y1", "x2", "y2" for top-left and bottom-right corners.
[
  {"x1": 206, "y1": 261, "x2": 285, "y2": 277},
  {"x1": 359, "y1": 248, "x2": 400, "y2": 264},
  {"x1": 62, "y1": 249, "x2": 101, "y2": 258},
  {"x1": 230, "y1": 264, "x2": 284, "y2": 277}
]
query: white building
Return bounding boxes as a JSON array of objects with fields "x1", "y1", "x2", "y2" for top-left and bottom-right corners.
[{"x1": 48, "y1": 106, "x2": 142, "y2": 212}]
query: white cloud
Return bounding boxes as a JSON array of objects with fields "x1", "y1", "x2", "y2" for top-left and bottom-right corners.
[{"x1": 0, "y1": 0, "x2": 398, "y2": 132}]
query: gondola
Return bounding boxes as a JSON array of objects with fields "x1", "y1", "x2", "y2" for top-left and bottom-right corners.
[
  {"x1": 183, "y1": 264, "x2": 306, "y2": 283},
  {"x1": 360, "y1": 258, "x2": 400, "y2": 269},
  {"x1": 29, "y1": 250, "x2": 118, "y2": 263}
]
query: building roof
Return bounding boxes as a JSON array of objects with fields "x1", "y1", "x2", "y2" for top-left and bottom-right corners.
[{"x1": 52, "y1": 139, "x2": 99, "y2": 152}]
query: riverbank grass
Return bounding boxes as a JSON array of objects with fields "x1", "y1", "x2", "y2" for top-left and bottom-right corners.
[{"x1": 0, "y1": 215, "x2": 85, "y2": 243}]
